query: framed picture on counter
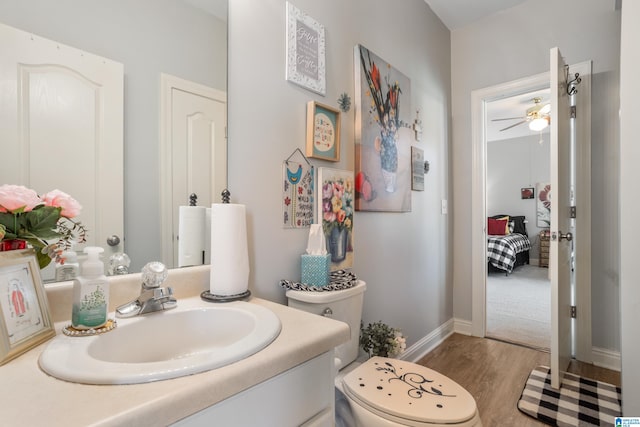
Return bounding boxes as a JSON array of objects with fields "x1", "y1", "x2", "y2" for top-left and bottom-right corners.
[{"x1": 0, "y1": 248, "x2": 55, "y2": 365}]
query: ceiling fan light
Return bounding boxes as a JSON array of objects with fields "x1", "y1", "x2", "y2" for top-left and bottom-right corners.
[{"x1": 529, "y1": 117, "x2": 548, "y2": 131}]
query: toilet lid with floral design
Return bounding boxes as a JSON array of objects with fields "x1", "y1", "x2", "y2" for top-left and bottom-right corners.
[{"x1": 342, "y1": 357, "x2": 477, "y2": 425}]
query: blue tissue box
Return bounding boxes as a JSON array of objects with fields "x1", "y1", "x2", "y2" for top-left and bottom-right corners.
[{"x1": 301, "y1": 254, "x2": 330, "y2": 287}]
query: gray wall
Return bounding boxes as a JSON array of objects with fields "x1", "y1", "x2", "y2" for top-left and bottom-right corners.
[
  {"x1": 0, "y1": 0, "x2": 227, "y2": 272},
  {"x1": 450, "y1": 0, "x2": 621, "y2": 352},
  {"x1": 228, "y1": 0, "x2": 453, "y2": 346},
  {"x1": 487, "y1": 134, "x2": 550, "y2": 260}
]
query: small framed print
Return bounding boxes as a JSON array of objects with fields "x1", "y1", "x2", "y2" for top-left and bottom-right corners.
[
  {"x1": 411, "y1": 146, "x2": 425, "y2": 191},
  {"x1": 306, "y1": 101, "x2": 341, "y2": 162},
  {"x1": 521, "y1": 187, "x2": 535, "y2": 199},
  {"x1": 0, "y1": 249, "x2": 55, "y2": 365},
  {"x1": 286, "y1": 2, "x2": 326, "y2": 95}
]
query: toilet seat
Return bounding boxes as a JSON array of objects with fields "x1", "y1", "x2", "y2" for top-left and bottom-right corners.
[{"x1": 342, "y1": 357, "x2": 478, "y2": 426}]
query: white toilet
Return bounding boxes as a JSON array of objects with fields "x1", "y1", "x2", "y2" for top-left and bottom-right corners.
[{"x1": 286, "y1": 281, "x2": 482, "y2": 427}]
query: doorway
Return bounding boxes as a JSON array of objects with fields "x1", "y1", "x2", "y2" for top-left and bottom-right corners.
[
  {"x1": 484, "y1": 88, "x2": 552, "y2": 350},
  {"x1": 470, "y1": 63, "x2": 593, "y2": 363}
]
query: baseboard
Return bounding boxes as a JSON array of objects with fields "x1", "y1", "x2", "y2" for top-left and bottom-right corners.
[
  {"x1": 592, "y1": 347, "x2": 621, "y2": 372},
  {"x1": 400, "y1": 318, "x2": 455, "y2": 363},
  {"x1": 453, "y1": 318, "x2": 473, "y2": 336}
]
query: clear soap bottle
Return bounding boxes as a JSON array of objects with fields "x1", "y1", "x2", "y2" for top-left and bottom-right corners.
[{"x1": 71, "y1": 247, "x2": 109, "y2": 329}]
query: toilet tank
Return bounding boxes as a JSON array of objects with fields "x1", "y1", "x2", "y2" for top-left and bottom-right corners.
[{"x1": 286, "y1": 281, "x2": 366, "y2": 371}]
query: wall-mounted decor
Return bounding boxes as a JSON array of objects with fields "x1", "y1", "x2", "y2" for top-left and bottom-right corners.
[
  {"x1": 282, "y1": 149, "x2": 314, "y2": 228},
  {"x1": 306, "y1": 101, "x2": 341, "y2": 162},
  {"x1": 521, "y1": 187, "x2": 535, "y2": 199},
  {"x1": 354, "y1": 44, "x2": 412, "y2": 212},
  {"x1": 536, "y1": 182, "x2": 551, "y2": 227},
  {"x1": 286, "y1": 2, "x2": 326, "y2": 95},
  {"x1": 411, "y1": 147, "x2": 425, "y2": 191},
  {"x1": 317, "y1": 168, "x2": 354, "y2": 271},
  {"x1": 0, "y1": 249, "x2": 55, "y2": 366}
]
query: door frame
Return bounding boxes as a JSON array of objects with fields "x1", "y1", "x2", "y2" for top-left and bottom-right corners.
[
  {"x1": 159, "y1": 73, "x2": 227, "y2": 267},
  {"x1": 470, "y1": 62, "x2": 592, "y2": 362}
]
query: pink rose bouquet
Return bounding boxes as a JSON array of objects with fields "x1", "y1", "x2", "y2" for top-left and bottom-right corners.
[{"x1": 0, "y1": 184, "x2": 87, "y2": 268}]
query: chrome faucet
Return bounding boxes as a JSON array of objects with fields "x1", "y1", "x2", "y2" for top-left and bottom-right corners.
[{"x1": 115, "y1": 262, "x2": 177, "y2": 318}]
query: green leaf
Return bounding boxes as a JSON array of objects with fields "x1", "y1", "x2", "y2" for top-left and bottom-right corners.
[{"x1": 24, "y1": 207, "x2": 62, "y2": 239}]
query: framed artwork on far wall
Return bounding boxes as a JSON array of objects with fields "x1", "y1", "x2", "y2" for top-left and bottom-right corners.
[
  {"x1": 0, "y1": 249, "x2": 55, "y2": 366},
  {"x1": 521, "y1": 187, "x2": 534, "y2": 199},
  {"x1": 306, "y1": 101, "x2": 341, "y2": 162},
  {"x1": 411, "y1": 146, "x2": 425, "y2": 191}
]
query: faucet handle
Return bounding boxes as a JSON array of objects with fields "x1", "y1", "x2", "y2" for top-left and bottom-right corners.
[{"x1": 141, "y1": 261, "x2": 168, "y2": 289}]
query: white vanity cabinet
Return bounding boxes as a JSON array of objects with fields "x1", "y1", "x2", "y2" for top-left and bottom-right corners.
[{"x1": 173, "y1": 351, "x2": 335, "y2": 427}]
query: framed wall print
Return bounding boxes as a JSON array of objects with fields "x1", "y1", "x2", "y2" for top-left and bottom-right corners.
[
  {"x1": 411, "y1": 146, "x2": 425, "y2": 191},
  {"x1": 306, "y1": 101, "x2": 341, "y2": 162},
  {"x1": 286, "y1": 2, "x2": 326, "y2": 95},
  {"x1": 0, "y1": 249, "x2": 55, "y2": 365}
]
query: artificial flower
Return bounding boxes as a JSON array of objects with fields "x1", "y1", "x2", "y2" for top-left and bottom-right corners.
[{"x1": 0, "y1": 184, "x2": 87, "y2": 269}]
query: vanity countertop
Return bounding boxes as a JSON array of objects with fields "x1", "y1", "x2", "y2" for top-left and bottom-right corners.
[{"x1": 0, "y1": 266, "x2": 350, "y2": 426}]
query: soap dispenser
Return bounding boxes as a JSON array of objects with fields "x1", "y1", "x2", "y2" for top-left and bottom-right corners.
[{"x1": 71, "y1": 247, "x2": 109, "y2": 329}]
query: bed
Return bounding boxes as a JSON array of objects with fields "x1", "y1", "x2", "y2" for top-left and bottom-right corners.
[{"x1": 487, "y1": 215, "x2": 531, "y2": 274}]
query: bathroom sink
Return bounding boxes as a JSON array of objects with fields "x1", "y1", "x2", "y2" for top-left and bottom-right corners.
[{"x1": 38, "y1": 298, "x2": 281, "y2": 385}]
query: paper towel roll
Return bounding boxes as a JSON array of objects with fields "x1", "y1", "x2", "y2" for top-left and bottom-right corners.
[
  {"x1": 178, "y1": 206, "x2": 206, "y2": 267},
  {"x1": 210, "y1": 203, "x2": 249, "y2": 295},
  {"x1": 204, "y1": 207, "x2": 212, "y2": 265}
]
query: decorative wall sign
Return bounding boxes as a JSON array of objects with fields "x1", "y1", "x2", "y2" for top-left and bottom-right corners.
[
  {"x1": 286, "y1": 2, "x2": 326, "y2": 95},
  {"x1": 282, "y1": 149, "x2": 314, "y2": 228},
  {"x1": 0, "y1": 249, "x2": 55, "y2": 366},
  {"x1": 536, "y1": 182, "x2": 551, "y2": 227},
  {"x1": 411, "y1": 147, "x2": 425, "y2": 191},
  {"x1": 317, "y1": 168, "x2": 354, "y2": 271},
  {"x1": 354, "y1": 44, "x2": 412, "y2": 212},
  {"x1": 306, "y1": 101, "x2": 341, "y2": 162}
]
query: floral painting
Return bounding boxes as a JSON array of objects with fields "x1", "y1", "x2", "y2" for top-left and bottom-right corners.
[
  {"x1": 317, "y1": 168, "x2": 354, "y2": 271},
  {"x1": 537, "y1": 182, "x2": 551, "y2": 227},
  {"x1": 354, "y1": 44, "x2": 411, "y2": 212}
]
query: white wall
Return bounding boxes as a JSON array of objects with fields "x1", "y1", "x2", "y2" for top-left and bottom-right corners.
[
  {"x1": 487, "y1": 134, "x2": 550, "y2": 259},
  {"x1": 450, "y1": 0, "x2": 621, "y2": 352},
  {"x1": 0, "y1": 0, "x2": 227, "y2": 272},
  {"x1": 620, "y1": 1, "x2": 640, "y2": 415},
  {"x1": 228, "y1": 0, "x2": 453, "y2": 345}
]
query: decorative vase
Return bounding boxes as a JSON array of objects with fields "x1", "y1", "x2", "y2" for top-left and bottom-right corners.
[
  {"x1": 328, "y1": 227, "x2": 348, "y2": 263},
  {"x1": 379, "y1": 133, "x2": 398, "y2": 193},
  {"x1": 0, "y1": 239, "x2": 27, "y2": 252}
]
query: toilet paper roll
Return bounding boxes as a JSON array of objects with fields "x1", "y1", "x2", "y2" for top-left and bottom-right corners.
[
  {"x1": 210, "y1": 203, "x2": 249, "y2": 296},
  {"x1": 178, "y1": 206, "x2": 206, "y2": 267}
]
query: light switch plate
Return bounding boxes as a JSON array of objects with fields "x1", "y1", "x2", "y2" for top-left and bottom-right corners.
[{"x1": 441, "y1": 199, "x2": 448, "y2": 215}]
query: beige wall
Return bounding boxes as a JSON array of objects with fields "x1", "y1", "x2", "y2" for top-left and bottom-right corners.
[{"x1": 228, "y1": 0, "x2": 453, "y2": 346}]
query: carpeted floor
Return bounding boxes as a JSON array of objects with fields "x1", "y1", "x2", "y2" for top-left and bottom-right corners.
[
  {"x1": 518, "y1": 366, "x2": 622, "y2": 426},
  {"x1": 486, "y1": 264, "x2": 550, "y2": 349}
]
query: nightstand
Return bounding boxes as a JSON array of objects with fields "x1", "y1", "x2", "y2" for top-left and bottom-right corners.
[{"x1": 539, "y1": 230, "x2": 550, "y2": 268}]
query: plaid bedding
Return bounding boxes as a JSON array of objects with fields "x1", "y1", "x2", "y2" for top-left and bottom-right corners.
[{"x1": 487, "y1": 233, "x2": 531, "y2": 273}]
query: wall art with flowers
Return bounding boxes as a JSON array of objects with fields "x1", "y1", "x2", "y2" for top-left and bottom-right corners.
[
  {"x1": 317, "y1": 168, "x2": 354, "y2": 271},
  {"x1": 354, "y1": 44, "x2": 412, "y2": 212},
  {"x1": 536, "y1": 182, "x2": 551, "y2": 227}
]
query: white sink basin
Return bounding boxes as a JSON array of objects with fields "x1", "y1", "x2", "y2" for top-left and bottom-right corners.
[{"x1": 39, "y1": 298, "x2": 281, "y2": 385}]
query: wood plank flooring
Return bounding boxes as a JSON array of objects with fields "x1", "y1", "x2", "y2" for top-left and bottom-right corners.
[{"x1": 416, "y1": 334, "x2": 621, "y2": 427}]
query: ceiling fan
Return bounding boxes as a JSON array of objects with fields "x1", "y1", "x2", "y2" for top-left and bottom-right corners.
[{"x1": 492, "y1": 97, "x2": 551, "y2": 132}]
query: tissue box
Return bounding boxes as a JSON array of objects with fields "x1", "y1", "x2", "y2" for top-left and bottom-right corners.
[{"x1": 301, "y1": 254, "x2": 331, "y2": 287}]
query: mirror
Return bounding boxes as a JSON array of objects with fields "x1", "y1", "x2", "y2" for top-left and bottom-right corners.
[{"x1": 0, "y1": 0, "x2": 228, "y2": 278}]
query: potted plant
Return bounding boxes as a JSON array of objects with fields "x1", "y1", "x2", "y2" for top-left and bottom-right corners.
[{"x1": 360, "y1": 320, "x2": 407, "y2": 358}]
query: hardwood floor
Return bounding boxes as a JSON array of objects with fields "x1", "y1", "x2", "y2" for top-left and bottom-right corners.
[{"x1": 416, "y1": 334, "x2": 621, "y2": 427}]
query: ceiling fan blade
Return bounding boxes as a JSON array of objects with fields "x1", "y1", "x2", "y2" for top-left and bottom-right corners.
[
  {"x1": 539, "y1": 104, "x2": 551, "y2": 114},
  {"x1": 492, "y1": 116, "x2": 526, "y2": 121},
  {"x1": 499, "y1": 120, "x2": 527, "y2": 131}
]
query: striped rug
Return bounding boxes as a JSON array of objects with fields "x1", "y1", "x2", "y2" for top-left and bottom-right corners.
[{"x1": 518, "y1": 366, "x2": 621, "y2": 426}]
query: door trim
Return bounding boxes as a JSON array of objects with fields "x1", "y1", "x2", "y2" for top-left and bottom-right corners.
[{"x1": 470, "y1": 63, "x2": 592, "y2": 361}]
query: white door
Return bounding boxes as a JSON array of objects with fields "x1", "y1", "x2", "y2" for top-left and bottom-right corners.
[
  {"x1": 159, "y1": 74, "x2": 227, "y2": 268},
  {"x1": 549, "y1": 47, "x2": 573, "y2": 389},
  {"x1": 0, "y1": 23, "x2": 124, "y2": 280}
]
